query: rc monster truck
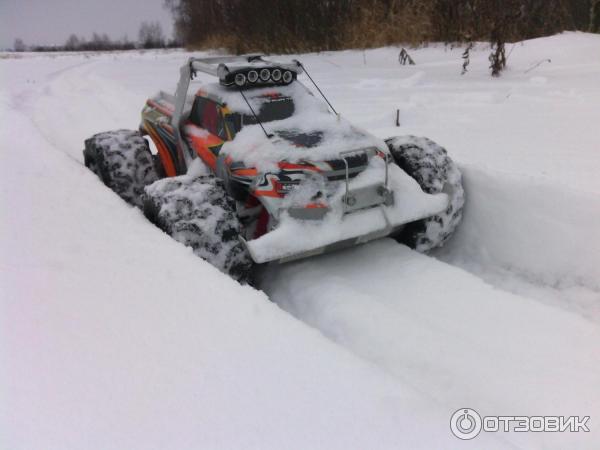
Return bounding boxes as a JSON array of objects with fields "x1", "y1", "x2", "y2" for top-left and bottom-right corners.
[{"x1": 83, "y1": 55, "x2": 464, "y2": 283}]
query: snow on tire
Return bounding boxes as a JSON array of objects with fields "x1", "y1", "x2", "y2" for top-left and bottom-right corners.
[
  {"x1": 385, "y1": 135, "x2": 464, "y2": 252},
  {"x1": 143, "y1": 175, "x2": 253, "y2": 283},
  {"x1": 83, "y1": 129, "x2": 158, "y2": 208}
]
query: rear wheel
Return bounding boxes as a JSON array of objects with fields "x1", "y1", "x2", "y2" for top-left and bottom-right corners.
[
  {"x1": 83, "y1": 129, "x2": 158, "y2": 208},
  {"x1": 386, "y1": 135, "x2": 464, "y2": 252},
  {"x1": 143, "y1": 175, "x2": 253, "y2": 283}
]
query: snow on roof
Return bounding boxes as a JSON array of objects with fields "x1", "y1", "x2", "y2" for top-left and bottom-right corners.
[{"x1": 197, "y1": 80, "x2": 310, "y2": 115}]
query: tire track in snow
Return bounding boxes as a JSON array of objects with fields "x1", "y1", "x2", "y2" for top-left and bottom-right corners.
[
  {"x1": 261, "y1": 240, "x2": 600, "y2": 449},
  {"x1": 31, "y1": 56, "x2": 148, "y2": 160},
  {"x1": 7, "y1": 59, "x2": 99, "y2": 168}
]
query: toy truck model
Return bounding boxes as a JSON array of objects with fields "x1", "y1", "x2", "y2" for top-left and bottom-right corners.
[{"x1": 83, "y1": 55, "x2": 464, "y2": 283}]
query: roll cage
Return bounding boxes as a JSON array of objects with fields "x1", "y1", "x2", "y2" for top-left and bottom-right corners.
[{"x1": 171, "y1": 55, "x2": 303, "y2": 169}]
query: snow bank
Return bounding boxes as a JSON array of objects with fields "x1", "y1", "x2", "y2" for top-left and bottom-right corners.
[
  {"x1": 437, "y1": 165, "x2": 600, "y2": 318},
  {"x1": 3, "y1": 32, "x2": 600, "y2": 449}
]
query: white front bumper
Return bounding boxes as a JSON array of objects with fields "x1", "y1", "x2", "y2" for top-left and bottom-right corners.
[{"x1": 243, "y1": 164, "x2": 448, "y2": 264}]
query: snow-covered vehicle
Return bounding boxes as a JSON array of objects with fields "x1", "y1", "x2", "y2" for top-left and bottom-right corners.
[{"x1": 83, "y1": 55, "x2": 464, "y2": 283}]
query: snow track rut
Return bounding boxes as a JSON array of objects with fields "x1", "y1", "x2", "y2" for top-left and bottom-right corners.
[{"x1": 261, "y1": 240, "x2": 600, "y2": 449}]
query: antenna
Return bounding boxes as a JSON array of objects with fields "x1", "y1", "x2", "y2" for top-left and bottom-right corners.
[{"x1": 295, "y1": 61, "x2": 339, "y2": 116}]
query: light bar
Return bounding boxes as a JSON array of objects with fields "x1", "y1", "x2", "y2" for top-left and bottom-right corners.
[
  {"x1": 219, "y1": 66, "x2": 298, "y2": 88},
  {"x1": 188, "y1": 55, "x2": 303, "y2": 89}
]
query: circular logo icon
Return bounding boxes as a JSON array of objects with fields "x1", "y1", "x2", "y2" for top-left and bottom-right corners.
[{"x1": 450, "y1": 408, "x2": 482, "y2": 440}]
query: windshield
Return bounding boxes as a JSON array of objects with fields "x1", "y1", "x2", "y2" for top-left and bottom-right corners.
[
  {"x1": 243, "y1": 95, "x2": 294, "y2": 125},
  {"x1": 226, "y1": 94, "x2": 295, "y2": 138}
]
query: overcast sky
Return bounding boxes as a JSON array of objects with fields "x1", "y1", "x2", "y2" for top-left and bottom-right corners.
[{"x1": 0, "y1": 0, "x2": 174, "y2": 49}]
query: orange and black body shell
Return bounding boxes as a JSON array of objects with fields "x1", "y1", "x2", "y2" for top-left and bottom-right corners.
[{"x1": 141, "y1": 88, "x2": 372, "y2": 238}]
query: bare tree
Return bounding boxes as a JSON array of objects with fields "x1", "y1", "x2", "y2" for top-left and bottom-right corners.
[
  {"x1": 13, "y1": 38, "x2": 26, "y2": 52},
  {"x1": 118, "y1": 34, "x2": 136, "y2": 50},
  {"x1": 592, "y1": 0, "x2": 600, "y2": 32},
  {"x1": 138, "y1": 21, "x2": 165, "y2": 48},
  {"x1": 91, "y1": 32, "x2": 103, "y2": 50},
  {"x1": 65, "y1": 34, "x2": 80, "y2": 51}
]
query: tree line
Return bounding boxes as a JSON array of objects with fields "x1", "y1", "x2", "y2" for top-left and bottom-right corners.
[
  {"x1": 12, "y1": 21, "x2": 180, "y2": 52},
  {"x1": 165, "y1": 0, "x2": 600, "y2": 53}
]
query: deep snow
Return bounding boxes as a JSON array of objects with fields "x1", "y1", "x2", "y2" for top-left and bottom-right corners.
[
  {"x1": 1, "y1": 32, "x2": 599, "y2": 449},
  {"x1": 0, "y1": 94, "x2": 468, "y2": 449}
]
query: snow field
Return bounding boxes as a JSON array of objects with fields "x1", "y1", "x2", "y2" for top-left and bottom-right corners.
[
  {"x1": 262, "y1": 239, "x2": 600, "y2": 449},
  {"x1": 2, "y1": 32, "x2": 600, "y2": 449}
]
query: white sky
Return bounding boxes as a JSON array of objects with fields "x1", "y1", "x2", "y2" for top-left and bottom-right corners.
[{"x1": 0, "y1": 0, "x2": 174, "y2": 49}]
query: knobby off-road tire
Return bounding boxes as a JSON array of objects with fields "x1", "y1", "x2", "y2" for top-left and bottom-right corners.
[
  {"x1": 83, "y1": 130, "x2": 158, "y2": 208},
  {"x1": 143, "y1": 175, "x2": 253, "y2": 283},
  {"x1": 386, "y1": 135, "x2": 465, "y2": 252}
]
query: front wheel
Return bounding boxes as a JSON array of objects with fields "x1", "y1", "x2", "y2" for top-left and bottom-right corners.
[{"x1": 386, "y1": 135, "x2": 465, "y2": 252}]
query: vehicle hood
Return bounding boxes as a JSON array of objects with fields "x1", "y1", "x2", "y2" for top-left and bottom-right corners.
[{"x1": 222, "y1": 113, "x2": 387, "y2": 172}]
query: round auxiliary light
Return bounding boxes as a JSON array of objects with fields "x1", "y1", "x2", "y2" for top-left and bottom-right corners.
[
  {"x1": 282, "y1": 70, "x2": 293, "y2": 84},
  {"x1": 271, "y1": 68, "x2": 282, "y2": 81},
  {"x1": 260, "y1": 68, "x2": 271, "y2": 81},
  {"x1": 234, "y1": 73, "x2": 247, "y2": 87},
  {"x1": 247, "y1": 70, "x2": 259, "y2": 83}
]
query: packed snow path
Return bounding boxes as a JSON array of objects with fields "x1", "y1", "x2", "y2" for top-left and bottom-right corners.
[
  {"x1": 2, "y1": 32, "x2": 600, "y2": 449},
  {"x1": 262, "y1": 240, "x2": 600, "y2": 450}
]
